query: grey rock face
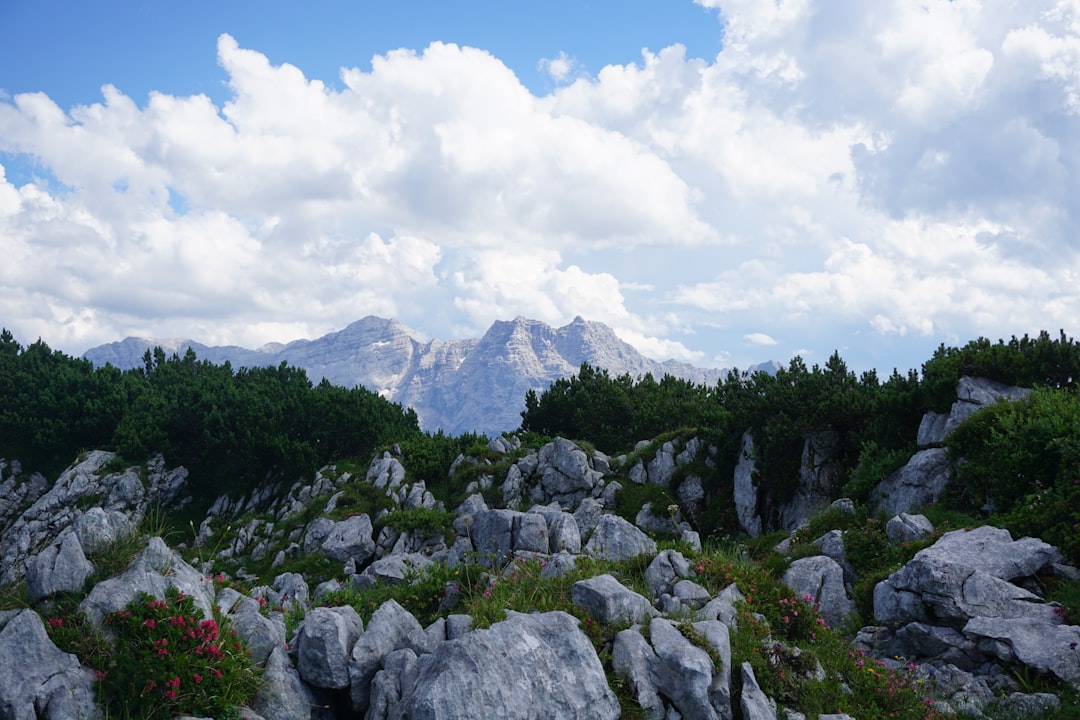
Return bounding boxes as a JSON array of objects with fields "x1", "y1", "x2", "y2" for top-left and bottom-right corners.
[
  {"x1": 811, "y1": 529, "x2": 855, "y2": 587},
  {"x1": 739, "y1": 662, "x2": 777, "y2": 720},
  {"x1": 0, "y1": 610, "x2": 99, "y2": 720},
  {"x1": 570, "y1": 574, "x2": 655, "y2": 625},
  {"x1": 649, "y1": 618, "x2": 729, "y2": 720},
  {"x1": 26, "y1": 531, "x2": 94, "y2": 603},
  {"x1": 80, "y1": 537, "x2": 215, "y2": 626},
  {"x1": 349, "y1": 599, "x2": 424, "y2": 713},
  {"x1": 775, "y1": 431, "x2": 844, "y2": 532},
  {"x1": 296, "y1": 605, "x2": 363, "y2": 690},
  {"x1": 584, "y1": 514, "x2": 657, "y2": 562},
  {"x1": 467, "y1": 509, "x2": 516, "y2": 566},
  {"x1": 535, "y1": 438, "x2": 604, "y2": 508},
  {"x1": 963, "y1": 616, "x2": 1080, "y2": 685},
  {"x1": 403, "y1": 610, "x2": 619, "y2": 720},
  {"x1": 251, "y1": 646, "x2": 323, "y2": 720},
  {"x1": 869, "y1": 448, "x2": 950, "y2": 517},
  {"x1": 874, "y1": 526, "x2": 1063, "y2": 627},
  {"x1": 696, "y1": 583, "x2": 745, "y2": 630},
  {"x1": 356, "y1": 553, "x2": 434, "y2": 588},
  {"x1": 646, "y1": 442, "x2": 678, "y2": 486},
  {"x1": 733, "y1": 431, "x2": 761, "y2": 537},
  {"x1": 319, "y1": 514, "x2": 376, "y2": 566},
  {"x1": 645, "y1": 549, "x2": 694, "y2": 599},
  {"x1": 612, "y1": 628, "x2": 664, "y2": 720},
  {"x1": 73, "y1": 507, "x2": 133, "y2": 555},
  {"x1": 226, "y1": 596, "x2": 287, "y2": 667},
  {"x1": 781, "y1": 556, "x2": 856, "y2": 629},
  {"x1": 367, "y1": 648, "x2": 420, "y2": 720},
  {"x1": 0, "y1": 451, "x2": 186, "y2": 586},
  {"x1": 367, "y1": 453, "x2": 407, "y2": 491},
  {"x1": 885, "y1": 513, "x2": 935, "y2": 543}
]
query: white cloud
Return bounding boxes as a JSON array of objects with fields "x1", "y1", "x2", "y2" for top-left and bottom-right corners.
[
  {"x1": 744, "y1": 333, "x2": 778, "y2": 346},
  {"x1": 539, "y1": 51, "x2": 578, "y2": 83},
  {"x1": 1, "y1": 2, "x2": 1079, "y2": 376}
]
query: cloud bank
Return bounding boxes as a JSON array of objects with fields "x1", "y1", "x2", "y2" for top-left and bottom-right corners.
[{"x1": 1, "y1": 0, "x2": 1078, "y2": 373}]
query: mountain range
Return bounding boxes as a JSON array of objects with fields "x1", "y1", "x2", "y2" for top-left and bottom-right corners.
[{"x1": 84, "y1": 316, "x2": 774, "y2": 435}]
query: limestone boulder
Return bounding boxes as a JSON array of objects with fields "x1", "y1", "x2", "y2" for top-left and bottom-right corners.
[
  {"x1": 584, "y1": 514, "x2": 657, "y2": 562},
  {"x1": 296, "y1": 605, "x2": 363, "y2": 690},
  {"x1": 403, "y1": 610, "x2": 619, "y2": 720},
  {"x1": 0, "y1": 610, "x2": 99, "y2": 720},
  {"x1": 781, "y1": 556, "x2": 856, "y2": 629},
  {"x1": 570, "y1": 574, "x2": 654, "y2": 625}
]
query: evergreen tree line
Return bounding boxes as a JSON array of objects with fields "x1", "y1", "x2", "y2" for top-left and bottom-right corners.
[
  {"x1": 0, "y1": 329, "x2": 422, "y2": 504},
  {"x1": 520, "y1": 330, "x2": 1080, "y2": 544}
]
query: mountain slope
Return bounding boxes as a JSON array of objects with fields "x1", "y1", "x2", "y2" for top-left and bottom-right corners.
[{"x1": 84, "y1": 316, "x2": 744, "y2": 434}]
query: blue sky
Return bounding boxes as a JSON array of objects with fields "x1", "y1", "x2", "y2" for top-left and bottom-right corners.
[{"x1": 2, "y1": 0, "x2": 1079, "y2": 377}]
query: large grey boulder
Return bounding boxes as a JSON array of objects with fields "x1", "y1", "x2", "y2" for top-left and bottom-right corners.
[
  {"x1": 26, "y1": 531, "x2": 94, "y2": 603},
  {"x1": 646, "y1": 442, "x2": 677, "y2": 486},
  {"x1": 696, "y1": 583, "x2": 745, "y2": 629},
  {"x1": 468, "y1": 508, "x2": 516, "y2": 566},
  {"x1": 367, "y1": 648, "x2": 420, "y2": 720},
  {"x1": 319, "y1": 514, "x2": 376, "y2": 566},
  {"x1": 963, "y1": 616, "x2": 1080, "y2": 686},
  {"x1": 73, "y1": 507, "x2": 133, "y2": 555},
  {"x1": 870, "y1": 448, "x2": 950, "y2": 517},
  {"x1": 739, "y1": 662, "x2": 777, "y2": 720},
  {"x1": 917, "y1": 377, "x2": 1032, "y2": 448},
  {"x1": 570, "y1": 574, "x2": 654, "y2": 625},
  {"x1": 513, "y1": 512, "x2": 549, "y2": 553},
  {"x1": 403, "y1": 610, "x2": 619, "y2": 720},
  {"x1": 584, "y1": 514, "x2": 657, "y2": 562},
  {"x1": 545, "y1": 512, "x2": 582, "y2": 554},
  {"x1": 811, "y1": 530, "x2": 856, "y2": 588},
  {"x1": 733, "y1": 431, "x2": 761, "y2": 537},
  {"x1": 251, "y1": 646, "x2": 325, "y2": 720},
  {"x1": 296, "y1": 605, "x2": 363, "y2": 690},
  {"x1": 873, "y1": 526, "x2": 1062, "y2": 626},
  {"x1": 355, "y1": 552, "x2": 434, "y2": 588},
  {"x1": 885, "y1": 513, "x2": 935, "y2": 544},
  {"x1": 0, "y1": 610, "x2": 99, "y2": 719},
  {"x1": 349, "y1": 599, "x2": 424, "y2": 713},
  {"x1": 612, "y1": 628, "x2": 664, "y2": 720},
  {"x1": 367, "y1": 453, "x2": 407, "y2": 491},
  {"x1": 535, "y1": 438, "x2": 604, "y2": 507},
  {"x1": 225, "y1": 596, "x2": 287, "y2": 667},
  {"x1": 781, "y1": 556, "x2": 856, "y2": 629},
  {"x1": 644, "y1": 549, "x2": 693, "y2": 599},
  {"x1": 80, "y1": 537, "x2": 215, "y2": 626},
  {"x1": 648, "y1": 618, "x2": 730, "y2": 720}
]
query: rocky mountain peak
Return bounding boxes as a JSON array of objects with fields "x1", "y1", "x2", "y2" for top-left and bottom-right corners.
[{"x1": 84, "y1": 317, "x2": 737, "y2": 435}]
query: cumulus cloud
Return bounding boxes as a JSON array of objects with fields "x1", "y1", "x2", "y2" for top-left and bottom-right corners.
[
  {"x1": 744, "y1": 333, "x2": 778, "y2": 346},
  {"x1": 1, "y1": 1, "x2": 1079, "y2": 375},
  {"x1": 539, "y1": 51, "x2": 578, "y2": 83}
]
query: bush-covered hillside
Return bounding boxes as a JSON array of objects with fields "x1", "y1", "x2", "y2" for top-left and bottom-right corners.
[{"x1": 0, "y1": 329, "x2": 422, "y2": 503}]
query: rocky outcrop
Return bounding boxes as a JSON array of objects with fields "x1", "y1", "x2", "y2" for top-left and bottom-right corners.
[
  {"x1": 0, "y1": 610, "x2": 99, "y2": 719},
  {"x1": 0, "y1": 452, "x2": 187, "y2": 585},
  {"x1": 403, "y1": 611, "x2": 620, "y2": 720},
  {"x1": 862, "y1": 526, "x2": 1080, "y2": 695},
  {"x1": 871, "y1": 377, "x2": 1032, "y2": 516},
  {"x1": 781, "y1": 556, "x2": 856, "y2": 629}
]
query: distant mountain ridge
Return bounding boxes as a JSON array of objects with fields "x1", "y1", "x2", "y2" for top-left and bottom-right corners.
[{"x1": 84, "y1": 316, "x2": 773, "y2": 435}]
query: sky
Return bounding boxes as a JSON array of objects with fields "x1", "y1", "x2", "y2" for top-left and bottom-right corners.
[{"x1": 1, "y1": 0, "x2": 1079, "y2": 377}]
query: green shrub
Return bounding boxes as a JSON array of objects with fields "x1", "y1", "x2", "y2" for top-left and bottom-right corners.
[
  {"x1": 946, "y1": 388, "x2": 1080, "y2": 563},
  {"x1": 91, "y1": 589, "x2": 259, "y2": 720}
]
